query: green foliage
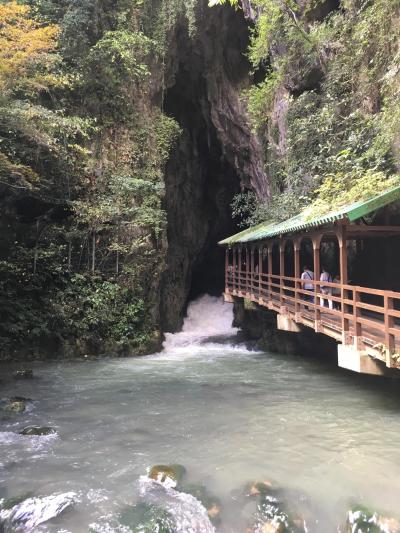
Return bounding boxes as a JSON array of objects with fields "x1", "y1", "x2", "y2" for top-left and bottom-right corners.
[
  {"x1": 306, "y1": 172, "x2": 400, "y2": 218},
  {"x1": 0, "y1": 0, "x2": 184, "y2": 358},
  {"x1": 245, "y1": 72, "x2": 282, "y2": 130},
  {"x1": 54, "y1": 274, "x2": 148, "y2": 347},
  {"x1": 232, "y1": 0, "x2": 400, "y2": 228},
  {"x1": 84, "y1": 30, "x2": 153, "y2": 122}
]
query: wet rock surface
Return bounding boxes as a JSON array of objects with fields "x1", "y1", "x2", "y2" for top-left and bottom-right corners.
[
  {"x1": 344, "y1": 505, "x2": 400, "y2": 533},
  {"x1": 149, "y1": 464, "x2": 187, "y2": 487},
  {"x1": 13, "y1": 370, "x2": 34, "y2": 380},
  {"x1": 0, "y1": 492, "x2": 78, "y2": 532},
  {"x1": 19, "y1": 426, "x2": 56, "y2": 436}
]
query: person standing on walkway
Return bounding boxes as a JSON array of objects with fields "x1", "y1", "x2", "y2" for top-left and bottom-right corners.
[
  {"x1": 301, "y1": 265, "x2": 314, "y2": 304},
  {"x1": 320, "y1": 266, "x2": 333, "y2": 309}
]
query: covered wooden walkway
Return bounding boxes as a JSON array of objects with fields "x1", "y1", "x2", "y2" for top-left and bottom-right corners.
[{"x1": 220, "y1": 186, "x2": 400, "y2": 374}]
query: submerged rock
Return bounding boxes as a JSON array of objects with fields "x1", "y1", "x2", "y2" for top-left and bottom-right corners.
[
  {"x1": 0, "y1": 492, "x2": 78, "y2": 532},
  {"x1": 180, "y1": 483, "x2": 222, "y2": 525},
  {"x1": 19, "y1": 426, "x2": 56, "y2": 436},
  {"x1": 345, "y1": 505, "x2": 400, "y2": 533},
  {"x1": 138, "y1": 477, "x2": 215, "y2": 533},
  {"x1": 149, "y1": 464, "x2": 186, "y2": 487},
  {"x1": 2, "y1": 400, "x2": 26, "y2": 413},
  {"x1": 119, "y1": 501, "x2": 176, "y2": 532},
  {"x1": 248, "y1": 483, "x2": 316, "y2": 533},
  {"x1": 14, "y1": 370, "x2": 34, "y2": 380}
]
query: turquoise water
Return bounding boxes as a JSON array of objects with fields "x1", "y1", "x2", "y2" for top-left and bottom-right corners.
[{"x1": 1, "y1": 295, "x2": 400, "y2": 532}]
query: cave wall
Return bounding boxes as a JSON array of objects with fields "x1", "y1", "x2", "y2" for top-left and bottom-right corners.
[{"x1": 160, "y1": 3, "x2": 268, "y2": 331}]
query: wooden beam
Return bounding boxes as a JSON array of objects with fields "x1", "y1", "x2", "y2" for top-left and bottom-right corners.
[
  {"x1": 279, "y1": 239, "x2": 285, "y2": 307},
  {"x1": 312, "y1": 235, "x2": 322, "y2": 330},
  {"x1": 268, "y1": 244, "x2": 273, "y2": 303},
  {"x1": 294, "y1": 238, "x2": 301, "y2": 316},
  {"x1": 258, "y1": 246, "x2": 263, "y2": 303},
  {"x1": 337, "y1": 224, "x2": 350, "y2": 344}
]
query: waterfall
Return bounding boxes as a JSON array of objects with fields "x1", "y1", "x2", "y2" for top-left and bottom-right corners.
[{"x1": 162, "y1": 294, "x2": 239, "y2": 353}]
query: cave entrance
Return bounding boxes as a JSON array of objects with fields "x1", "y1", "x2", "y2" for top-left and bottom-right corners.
[{"x1": 160, "y1": 4, "x2": 251, "y2": 331}]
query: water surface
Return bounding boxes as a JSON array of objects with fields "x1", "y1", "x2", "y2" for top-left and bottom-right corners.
[{"x1": 1, "y1": 295, "x2": 400, "y2": 532}]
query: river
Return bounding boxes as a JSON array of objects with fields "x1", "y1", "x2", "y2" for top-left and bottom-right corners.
[{"x1": 1, "y1": 295, "x2": 400, "y2": 532}]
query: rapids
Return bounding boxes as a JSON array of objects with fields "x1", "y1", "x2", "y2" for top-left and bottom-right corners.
[{"x1": 1, "y1": 294, "x2": 400, "y2": 532}]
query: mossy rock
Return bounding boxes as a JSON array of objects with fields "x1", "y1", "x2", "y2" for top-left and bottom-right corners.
[
  {"x1": 345, "y1": 505, "x2": 400, "y2": 533},
  {"x1": 245, "y1": 480, "x2": 273, "y2": 497},
  {"x1": 180, "y1": 483, "x2": 222, "y2": 525},
  {"x1": 251, "y1": 485, "x2": 311, "y2": 533},
  {"x1": 0, "y1": 492, "x2": 34, "y2": 511},
  {"x1": 19, "y1": 426, "x2": 56, "y2": 436},
  {"x1": 3, "y1": 400, "x2": 26, "y2": 413},
  {"x1": 119, "y1": 502, "x2": 175, "y2": 532},
  {"x1": 149, "y1": 464, "x2": 186, "y2": 485},
  {"x1": 14, "y1": 369, "x2": 34, "y2": 380}
]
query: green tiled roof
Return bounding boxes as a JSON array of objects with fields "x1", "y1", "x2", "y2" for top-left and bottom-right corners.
[{"x1": 219, "y1": 185, "x2": 400, "y2": 245}]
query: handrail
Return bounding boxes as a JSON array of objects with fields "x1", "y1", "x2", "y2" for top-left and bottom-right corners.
[{"x1": 225, "y1": 266, "x2": 400, "y2": 366}]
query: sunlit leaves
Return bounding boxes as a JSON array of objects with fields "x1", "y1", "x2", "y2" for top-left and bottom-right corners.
[{"x1": 0, "y1": 1, "x2": 60, "y2": 94}]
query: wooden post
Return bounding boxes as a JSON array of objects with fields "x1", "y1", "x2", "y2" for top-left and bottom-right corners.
[
  {"x1": 238, "y1": 246, "x2": 242, "y2": 294},
  {"x1": 268, "y1": 244, "x2": 273, "y2": 306},
  {"x1": 384, "y1": 294, "x2": 395, "y2": 367},
  {"x1": 250, "y1": 246, "x2": 255, "y2": 297},
  {"x1": 225, "y1": 247, "x2": 229, "y2": 292},
  {"x1": 353, "y1": 288, "x2": 362, "y2": 350},
  {"x1": 279, "y1": 239, "x2": 285, "y2": 309},
  {"x1": 294, "y1": 238, "x2": 301, "y2": 316},
  {"x1": 232, "y1": 247, "x2": 237, "y2": 292},
  {"x1": 245, "y1": 246, "x2": 250, "y2": 296},
  {"x1": 313, "y1": 235, "x2": 322, "y2": 330},
  {"x1": 258, "y1": 246, "x2": 263, "y2": 303},
  {"x1": 337, "y1": 224, "x2": 350, "y2": 344}
]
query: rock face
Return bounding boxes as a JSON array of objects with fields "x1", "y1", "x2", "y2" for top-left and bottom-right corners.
[{"x1": 161, "y1": 2, "x2": 268, "y2": 331}]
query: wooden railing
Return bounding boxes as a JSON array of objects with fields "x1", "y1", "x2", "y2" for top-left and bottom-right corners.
[{"x1": 225, "y1": 267, "x2": 400, "y2": 367}]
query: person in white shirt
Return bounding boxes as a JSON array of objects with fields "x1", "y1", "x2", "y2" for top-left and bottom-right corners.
[
  {"x1": 320, "y1": 266, "x2": 333, "y2": 309},
  {"x1": 301, "y1": 265, "x2": 314, "y2": 303}
]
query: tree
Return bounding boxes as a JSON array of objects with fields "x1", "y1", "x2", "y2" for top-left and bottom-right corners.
[{"x1": 0, "y1": 1, "x2": 60, "y2": 95}]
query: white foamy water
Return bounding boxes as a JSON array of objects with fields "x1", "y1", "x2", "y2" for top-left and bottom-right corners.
[{"x1": 162, "y1": 294, "x2": 239, "y2": 354}]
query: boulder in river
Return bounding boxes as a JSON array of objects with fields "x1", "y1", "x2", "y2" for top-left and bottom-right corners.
[
  {"x1": 149, "y1": 464, "x2": 186, "y2": 487},
  {"x1": 0, "y1": 492, "x2": 78, "y2": 532},
  {"x1": 180, "y1": 483, "x2": 222, "y2": 524},
  {"x1": 249, "y1": 483, "x2": 316, "y2": 533},
  {"x1": 19, "y1": 426, "x2": 56, "y2": 436},
  {"x1": 118, "y1": 501, "x2": 176, "y2": 533},
  {"x1": 2, "y1": 400, "x2": 26, "y2": 413},
  {"x1": 14, "y1": 369, "x2": 34, "y2": 380},
  {"x1": 345, "y1": 505, "x2": 400, "y2": 532}
]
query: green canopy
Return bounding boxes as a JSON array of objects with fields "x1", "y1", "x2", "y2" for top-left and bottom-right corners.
[{"x1": 219, "y1": 185, "x2": 400, "y2": 245}]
